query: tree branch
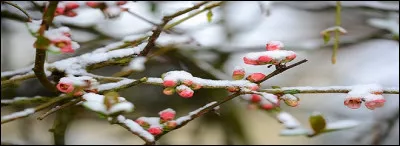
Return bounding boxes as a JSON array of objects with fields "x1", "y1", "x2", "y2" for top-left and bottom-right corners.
[
  {"x1": 32, "y1": 1, "x2": 59, "y2": 92},
  {"x1": 1, "y1": 1, "x2": 32, "y2": 22}
]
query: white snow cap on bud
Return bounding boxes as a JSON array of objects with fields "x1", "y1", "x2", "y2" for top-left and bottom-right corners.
[{"x1": 126, "y1": 57, "x2": 147, "y2": 72}]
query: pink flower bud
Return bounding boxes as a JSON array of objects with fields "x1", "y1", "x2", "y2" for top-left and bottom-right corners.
[
  {"x1": 243, "y1": 57, "x2": 258, "y2": 65},
  {"x1": 344, "y1": 96, "x2": 362, "y2": 109},
  {"x1": 281, "y1": 94, "x2": 299, "y2": 107},
  {"x1": 163, "y1": 87, "x2": 175, "y2": 95},
  {"x1": 86, "y1": 1, "x2": 100, "y2": 8},
  {"x1": 116, "y1": 1, "x2": 127, "y2": 5},
  {"x1": 364, "y1": 94, "x2": 385, "y2": 110},
  {"x1": 266, "y1": 41, "x2": 284, "y2": 51},
  {"x1": 148, "y1": 126, "x2": 163, "y2": 135},
  {"x1": 258, "y1": 55, "x2": 272, "y2": 64},
  {"x1": 251, "y1": 94, "x2": 261, "y2": 103},
  {"x1": 54, "y1": 40, "x2": 74, "y2": 53},
  {"x1": 261, "y1": 103, "x2": 274, "y2": 110},
  {"x1": 163, "y1": 80, "x2": 177, "y2": 87},
  {"x1": 159, "y1": 109, "x2": 176, "y2": 122},
  {"x1": 165, "y1": 120, "x2": 177, "y2": 129},
  {"x1": 286, "y1": 53, "x2": 296, "y2": 61},
  {"x1": 182, "y1": 79, "x2": 193, "y2": 86},
  {"x1": 190, "y1": 83, "x2": 202, "y2": 90},
  {"x1": 64, "y1": 11, "x2": 78, "y2": 17},
  {"x1": 56, "y1": 81, "x2": 74, "y2": 93},
  {"x1": 135, "y1": 118, "x2": 149, "y2": 127},
  {"x1": 246, "y1": 73, "x2": 266, "y2": 83},
  {"x1": 177, "y1": 89, "x2": 194, "y2": 98},
  {"x1": 246, "y1": 84, "x2": 259, "y2": 91},
  {"x1": 55, "y1": 7, "x2": 65, "y2": 16},
  {"x1": 73, "y1": 90, "x2": 84, "y2": 96},
  {"x1": 232, "y1": 66, "x2": 245, "y2": 80},
  {"x1": 65, "y1": 2, "x2": 80, "y2": 10}
]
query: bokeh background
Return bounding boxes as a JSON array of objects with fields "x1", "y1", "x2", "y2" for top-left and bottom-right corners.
[{"x1": 1, "y1": 1, "x2": 399, "y2": 145}]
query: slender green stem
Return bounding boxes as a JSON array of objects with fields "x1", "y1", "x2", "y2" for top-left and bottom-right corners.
[
  {"x1": 1, "y1": 1, "x2": 32, "y2": 22},
  {"x1": 332, "y1": 1, "x2": 341, "y2": 64},
  {"x1": 33, "y1": 1, "x2": 59, "y2": 92},
  {"x1": 164, "y1": 2, "x2": 223, "y2": 30}
]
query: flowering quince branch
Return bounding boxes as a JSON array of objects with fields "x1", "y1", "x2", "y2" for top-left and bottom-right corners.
[{"x1": 1, "y1": 2, "x2": 400, "y2": 145}]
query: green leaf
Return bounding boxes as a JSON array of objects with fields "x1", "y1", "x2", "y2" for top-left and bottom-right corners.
[
  {"x1": 309, "y1": 112, "x2": 326, "y2": 135},
  {"x1": 271, "y1": 86, "x2": 281, "y2": 89},
  {"x1": 34, "y1": 35, "x2": 51, "y2": 49},
  {"x1": 283, "y1": 89, "x2": 300, "y2": 94},
  {"x1": 206, "y1": 9, "x2": 213, "y2": 23},
  {"x1": 97, "y1": 113, "x2": 107, "y2": 119},
  {"x1": 322, "y1": 32, "x2": 331, "y2": 45}
]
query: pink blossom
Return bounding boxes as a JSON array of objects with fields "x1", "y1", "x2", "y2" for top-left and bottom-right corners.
[
  {"x1": 258, "y1": 55, "x2": 272, "y2": 64},
  {"x1": 364, "y1": 94, "x2": 386, "y2": 110},
  {"x1": 148, "y1": 126, "x2": 163, "y2": 135},
  {"x1": 56, "y1": 80, "x2": 74, "y2": 93},
  {"x1": 163, "y1": 80, "x2": 177, "y2": 87},
  {"x1": 227, "y1": 86, "x2": 239, "y2": 92},
  {"x1": 163, "y1": 88, "x2": 175, "y2": 95},
  {"x1": 243, "y1": 57, "x2": 258, "y2": 65},
  {"x1": 177, "y1": 89, "x2": 194, "y2": 98},
  {"x1": 182, "y1": 79, "x2": 193, "y2": 86},
  {"x1": 165, "y1": 120, "x2": 177, "y2": 129},
  {"x1": 190, "y1": 83, "x2": 202, "y2": 90},
  {"x1": 246, "y1": 73, "x2": 266, "y2": 82},
  {"x1": 261, "y1": 103, "x2": 274, "y2": 110},
  {"x1": 344, "y1": 96, "x2": 362, "y2": 109},
  {"x1": 266, "y1": 41, "x2": 284, "y2": 51},
  {"x1": 86, "y1": 1, "x2": 100, "y2": 8},
  {"x1": 286, "y1": 53, "x2": 296, "y2": 60},
  {"x1": 65, "y1": 2, "x2": 80, "y2": 10},
  {"x1": 53, "y1": 40, "x2": 74, "y2": 53},
  {"x1": 232, "y1": 67, "x2": 245, "y2": 80},
  {"x1": 135, "y1": 118, "x2": 149, "y2": 127},
  {"x1": 159, "y1": 109, "x2": 176, "y2": 121},
  {"x1": 251, "y1": 94, "x2": 261, "y2": 103}
]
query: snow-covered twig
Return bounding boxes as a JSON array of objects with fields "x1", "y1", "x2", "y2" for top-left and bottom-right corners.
[
  {"x1": 1, "y1": 95, "x2": 73, "y2": 124},
  {"x1": 37, "y1": 98, "x2": 82, "y2": 120},
  {"x1": 1, "y1": 96, "x2": 52, "y2": 106},
  {"x1": 110, "y1": 115, "x2": 155, "y2": 145},
  {"x1": 260, "y1": 86, "x2": 399, "y2": 94}
]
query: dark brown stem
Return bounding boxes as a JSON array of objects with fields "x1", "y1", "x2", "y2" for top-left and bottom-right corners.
[
  {"x1": 33, "y1": 1, "x2": 59, "y2": 92},
  {"x1": 256, "y1": 59, "x2": 308, "y2": 84},
  {"x1": 37, "y1": 98, "x2": 81, "y2": 120}
]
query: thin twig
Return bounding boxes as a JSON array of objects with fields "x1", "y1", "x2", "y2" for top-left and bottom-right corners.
[
  {"x1": 1, "y1": 95, "x2": 73, "y2": 124},
  {"x1": 1, "y1": 96, "x2": 52, "y2": 106},
  {"x1": 125, "y1": 9, "x2": 158, "y2": 26},
  {"x1": 256, "y1": 59, "x2": 308, "y2": 84},
  {"x1": 1, "y1": 1, "x2": 32, "y2": 22},
  {"x1": 37, "y1": 98, "x2": 82, "y2": 120}
]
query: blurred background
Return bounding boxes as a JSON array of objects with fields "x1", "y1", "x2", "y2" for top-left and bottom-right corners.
[{"x1": 1, "y1": 1, "x2": 399, "y2": 145}]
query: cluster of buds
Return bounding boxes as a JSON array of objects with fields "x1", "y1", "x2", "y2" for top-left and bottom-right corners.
[
  {"x1": 243, "y1": 41, "x2": 296, "y2": 65},
  {"x1": 230, "y1": 66, "x2": 263, "y2": 90},
  {"x1": 53, "y1": 1, "x2": 81, "y2": 17},
  {"x1": 135, "y1": 108, "x2": 178, "y2": 136},
  {"x1": 81, "y1": 93, "x2": 134, "y2": 116},
  {"x1": 344, "y1": 85, "x2": 386, "y2": 110},
  {"x1": 240, "y1": 93, "x2": 280, "y2": 110},
  {"x1": 161, "y1": 71, "x2": 202, "y2": 98},
  {"x1": 56, "y1": 75, "x2": 99, "y2": 96},
  {"x1": 86, "y1": 1, "x2": 128, "y2": 18},
  {"x1": 41, "y1": 27, "x2": 80, "y2": 54}
]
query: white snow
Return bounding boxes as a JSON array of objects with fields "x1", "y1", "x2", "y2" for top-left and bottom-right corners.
[
  {"x1": 321, "y1": 26, "x2": 348, "y2": 34},
  {"x1": 259, "y1": 93, "x2": 279, "y2": 104},
  {"x1": 176, "y1": 101, "x2": 217, "y2": 125},
  {"x1": 348, "y1": 84, "x2": 383, "y2": 97},
  {"x1": 26, "y1": 20, "x2": 42, "y2": 34},
  {"x1": 1, "y1": 96, "x2": 44, "y2": 104},
  {"x1": 325, "y1": 120, "x2": 359, "y2": 130},
  {"x1": 159, "y1": 108, "x2": 176, "y2": 115},
  {"x1": 233, "y1": 66, "x2": 244, "y2": 71},
  {"x1": 59, "y1": 75, "x2": 98, "y2": 87},
  {"x1": 1, "y1": 108, "x2": 35, "y2": 122},
  {"x1": 82, "y1": 93, "x2": 134, "y2": 115},
  {"x1": 277, "y1": 112, "x2": 301, "y2": 129},
  {"x1": 126, "y1": 57, "x2": 147, "y2": 71},
  {"x1": 280, "y1": 127, "x2": 310, "y2": 136},
  {"x1": 98, "y1": 79, "x2": 135, "y2": 91},
  {"x1": 1, "y1": 65, "x2": 34, "y2": 78},
  {"x1": 244, "y1": 50, "x2": 296, "y2": 60},
  {"x1": 116, "y1": 115, "x2": 155, "y2": 142}
]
